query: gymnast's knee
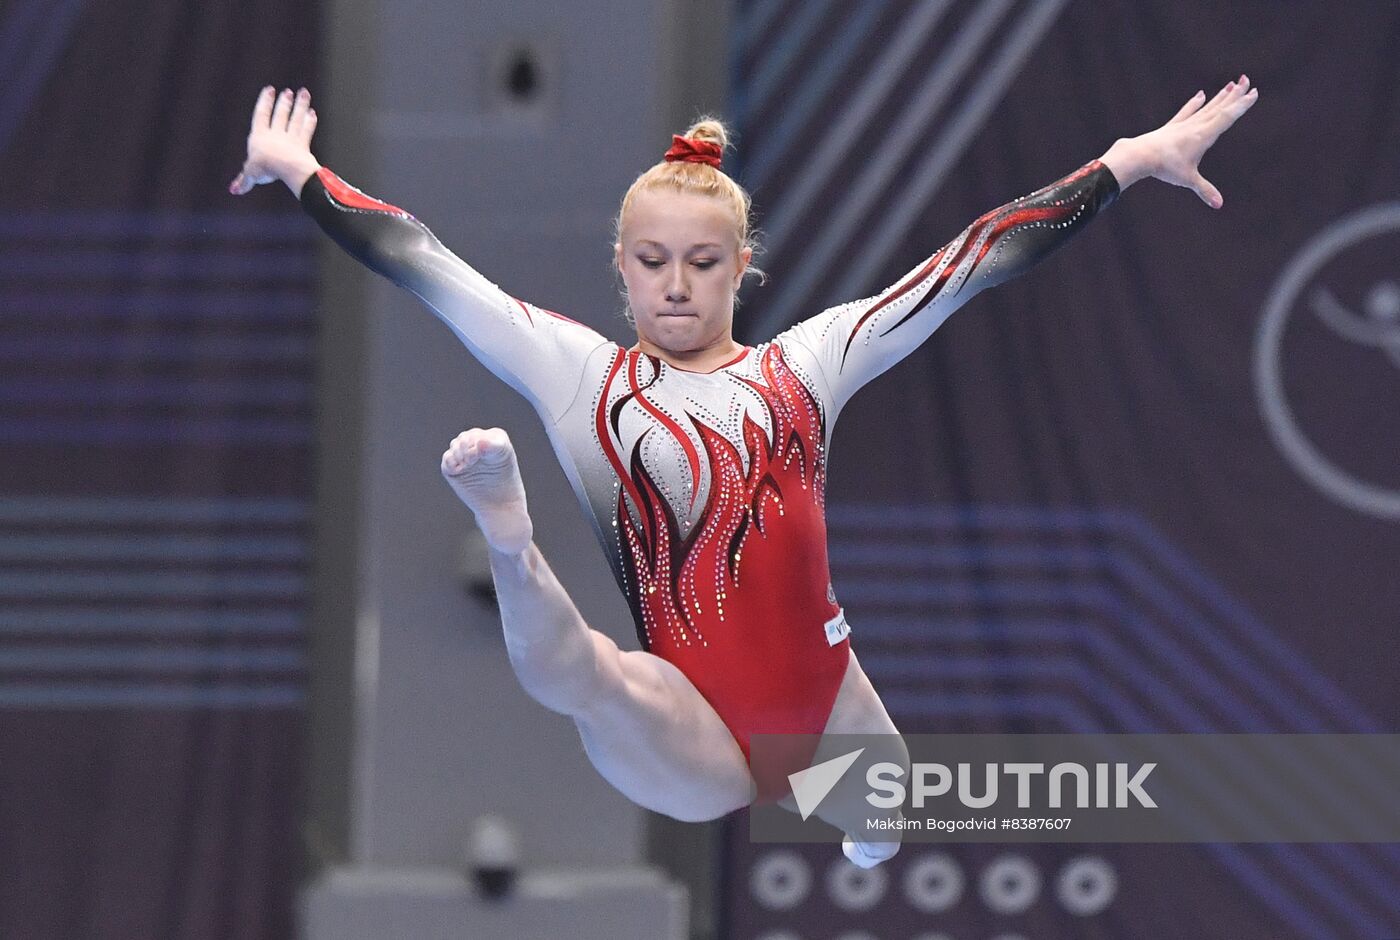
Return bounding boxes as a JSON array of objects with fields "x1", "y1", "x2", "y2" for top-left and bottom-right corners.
[
  {"x1": 654, "y1": 789, "x2": 750, "y2": 824},
  {"x1": 503, "y1": 629, "x2": 608, "y2": 716}
]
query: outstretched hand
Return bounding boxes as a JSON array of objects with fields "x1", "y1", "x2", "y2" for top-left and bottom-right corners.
[
  {"x1": 1100, "y1": 74, "x2": 1259, "y2": 208},
  {"x1": 228, "y1": 86, "x2": 321, "y2": 198}
]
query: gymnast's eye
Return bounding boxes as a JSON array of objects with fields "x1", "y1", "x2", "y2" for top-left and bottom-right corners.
[
  {"x1": 638, "y1": 257, "x2": 664, "y2": 269},
  {"x1": 692, "y1": 259, "x2": 718, "y2": 270}
]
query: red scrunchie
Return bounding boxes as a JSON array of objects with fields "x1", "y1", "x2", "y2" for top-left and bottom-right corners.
[{"x1": 663, "y1": 135, "x2": 723, "y2": 169}]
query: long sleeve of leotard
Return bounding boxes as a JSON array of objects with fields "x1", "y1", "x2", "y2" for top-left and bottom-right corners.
[
  {"x1": 778, "y1": 160, "x2": 1120, "y2": 416},
  {"x1": 300, "y1": 168, "x2": 609, "y2": 422}
]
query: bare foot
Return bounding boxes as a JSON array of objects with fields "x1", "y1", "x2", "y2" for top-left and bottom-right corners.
[
  {"x1": 441, "y1": 428, "x2": 534, "y2": 555},
  {"x1": 842, "y1": 833, "x2": 900, "y2": 869}
]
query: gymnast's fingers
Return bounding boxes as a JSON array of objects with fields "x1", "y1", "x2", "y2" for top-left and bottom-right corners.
[
  {"x1": 1217, "y1": 84, "x2": 1259, "y2": 128},
  {"x1": 271, "y1": 87, "x2": 294, "y2": 131},
  {"x1": 299, "y1": 107, "x2": 318, "y2": 144},
  {"x1": 290, "y1": 87, "x2": 312, "y2": 134},
  {"x1": 1201, "y1": 74, "x2": 1251, "y2": 123},
  {"x1": 1196, "y1": 76, "x2": 1245, "y2": 128},
  {"x1": 249, "y1": 85, "x2": 275, "y2": 134},
  {"x1": 1202, "y1": 83, "x2": 1258, "y2": 142},
  {"x1": 1198, "y1": 79, "x2": 1237, "y2": 119},
  {"x1": 293, "y1": 89, "x2": 318, "y2": 143},
  {"x1": 1167, "y1": 90, "x2": 1205, "y2": 124}
]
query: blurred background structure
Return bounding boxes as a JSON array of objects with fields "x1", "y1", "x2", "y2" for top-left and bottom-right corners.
[{"x1": 0, "y1": 1, "x2": 1396, "y2": 938}]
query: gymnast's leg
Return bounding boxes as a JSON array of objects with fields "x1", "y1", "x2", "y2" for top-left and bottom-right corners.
[
  {"x1": 778, "y1": 649, "x2": 911, "y2": 868},
  {"x1": 441, "y1": 428, "x2": 754, "y2": 822}
]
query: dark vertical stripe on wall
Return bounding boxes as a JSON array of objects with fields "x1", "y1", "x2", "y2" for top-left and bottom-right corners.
[
  {"x1": 725, "y1": 1, "x2": 1400, "y2": 938},
  {"x1": 0, "y1": 1, "x2": 316, "y2": 938}
]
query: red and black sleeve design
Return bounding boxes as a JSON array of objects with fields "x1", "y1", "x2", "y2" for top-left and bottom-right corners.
[
  {"x1": 779, "y1": 160, "x2": 1122, "y2": 415},
  {"x1": 840, "y1": 160, "x2": 1120, "y2": 367},
  {"x1": 299, "y1": 167, "x2": 443, "y2": 292},
  {"x1": 297, "y1": 167, "x2": 609, "y2": 422}
]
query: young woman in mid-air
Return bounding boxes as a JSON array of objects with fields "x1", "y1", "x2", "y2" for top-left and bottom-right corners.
[{"x1": 230, "y1": 74, "x2": 1257, "y2": 866}]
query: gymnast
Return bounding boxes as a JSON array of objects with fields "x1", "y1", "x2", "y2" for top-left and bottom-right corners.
[{"x1": 230, "y1": 75, "x2": 1257, "y2": 867}]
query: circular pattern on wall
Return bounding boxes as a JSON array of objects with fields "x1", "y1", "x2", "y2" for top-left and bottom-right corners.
[
  {"x1": 978, "y1": 854, "x2": 1041, "y2": 915},
  {"x1": 825, "y1": 856, "x2": 889, "y2": 911},
  {"x1": 749, "y1": 850, "x2": 813, "y2": 910},
  {"x1": 902, "y1": 852, "x2": 965, "y2": 913},
  {"x1": 1056, "y1": 854, "x2": 1118, "y2": 916}
]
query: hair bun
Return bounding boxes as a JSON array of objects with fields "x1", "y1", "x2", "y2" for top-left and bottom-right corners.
[
  {"x1": 683, "y1": 118, "x2": 729, "y2": 150},
  {"x1": 664, "y1": 134, "x2": 723, "y2": 168},
  {"x1": 661, "y1": 117, "x2": 731, "y2": 167}
]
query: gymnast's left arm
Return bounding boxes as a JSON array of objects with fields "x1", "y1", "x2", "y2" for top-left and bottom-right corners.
[{"x1": 782, "y1": 74, "x2": 1260, "y2": 415}]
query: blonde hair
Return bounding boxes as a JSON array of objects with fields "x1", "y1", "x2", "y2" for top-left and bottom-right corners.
[{"x1": 615, "y1": 117, "x2": 763, "y2": 271}]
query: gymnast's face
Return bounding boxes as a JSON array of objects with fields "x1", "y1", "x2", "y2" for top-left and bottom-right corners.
[{"x1": 616, "y1": 188, "x2": 751, "y2": 358}]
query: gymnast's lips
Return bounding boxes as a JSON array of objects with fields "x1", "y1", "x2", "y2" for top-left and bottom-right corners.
[{"x1": 656, "y1": 310, "x2": 698, "y2": 318}]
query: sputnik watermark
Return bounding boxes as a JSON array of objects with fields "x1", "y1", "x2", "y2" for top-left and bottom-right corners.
[
  {"x1": 866, "y1": 761, "x2": 1156, "y2": 809},
  {"x1": 752, "y1": 733, "x2": 1400, "y2": 843},
  {"x1": 788, "y1": 754, "x2": 1155, "y2": 820}
]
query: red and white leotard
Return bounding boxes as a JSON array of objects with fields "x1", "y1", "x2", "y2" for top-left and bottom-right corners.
[{"x1": 301, "y1": 161, "x2": 1119, "y2": 766}]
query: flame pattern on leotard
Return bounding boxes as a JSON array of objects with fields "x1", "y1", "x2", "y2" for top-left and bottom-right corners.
[{"x1": 596, "y1": 344, "x2": 828, "y2": 659}]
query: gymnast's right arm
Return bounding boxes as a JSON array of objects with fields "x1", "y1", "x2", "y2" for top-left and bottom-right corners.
[{"x1": 228, "y1": 86, "x2": 608, "y2": 422}]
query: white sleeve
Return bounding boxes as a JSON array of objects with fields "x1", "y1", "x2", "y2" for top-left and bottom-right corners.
[
  {"x1": 776, "y1": 160, "x2": 1120, "y2": 417},
  {"x1": 302, "y1": 167, "x2": 610, "y2": 422}
]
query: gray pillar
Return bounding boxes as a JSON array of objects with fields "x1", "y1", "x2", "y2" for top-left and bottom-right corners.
[{"x1": 303, "y1": 1, "x2": 722, "y2": 936}]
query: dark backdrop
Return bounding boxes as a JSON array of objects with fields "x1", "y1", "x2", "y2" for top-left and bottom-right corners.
[
  {"x1": 0, "y1": 1, "x2": 317, "y2": 938},
  {"x1": 725, "y1": 1, "x2": 1400, "y2": 938}
]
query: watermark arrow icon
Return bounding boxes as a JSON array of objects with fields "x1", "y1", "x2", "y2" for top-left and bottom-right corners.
[{"x1": 787, "y1": 748, "x2": 865, "y2": 821}]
